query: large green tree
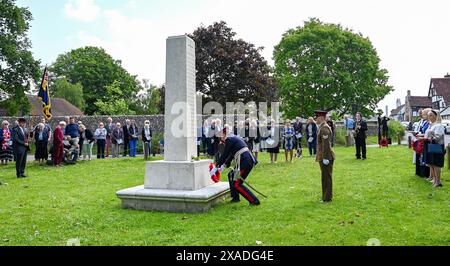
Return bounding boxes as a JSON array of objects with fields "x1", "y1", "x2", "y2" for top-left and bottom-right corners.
[
  {"x1": 274, "y1": 18, "x2": 392, "y2": 118},
  {"x1": 52, "y1": 78, "x2": 85, "y2": 110},
  {"x1": 0, "y1": 0, "x2": 40, "y2": 115},
  {"x1": 130, "y1": 80, "x2": 163, "y2": 115},
  {"x1": 189, "y1": 21, "x2": 278, "y2": 106},
  {"x1": 50, "y1": 46, "x2": 140, "y2": 115},
  {"x1": 94, "y1": 80, "x2": 136, "y2": 115}
]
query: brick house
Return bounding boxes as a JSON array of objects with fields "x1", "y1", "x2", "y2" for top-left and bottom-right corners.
[{"x1": 404, "y1": 90, "x2": 432, "y2": 122}]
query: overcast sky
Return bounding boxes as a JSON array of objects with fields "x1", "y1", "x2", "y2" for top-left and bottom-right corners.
[{"x1": 17, "y1": 0, "x2": 450, "y2": 115}]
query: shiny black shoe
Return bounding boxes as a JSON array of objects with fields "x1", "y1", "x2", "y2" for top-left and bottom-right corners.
[{"x1": 230, "y1": 199, "x2": 240, "y2": 204}]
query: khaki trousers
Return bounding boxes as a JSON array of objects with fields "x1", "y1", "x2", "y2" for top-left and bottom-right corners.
[{"x1": 319, "y1": 160, "x2": 334, "y2": 202}]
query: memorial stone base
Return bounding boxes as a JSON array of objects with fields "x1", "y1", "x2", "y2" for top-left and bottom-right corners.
[{"x1": 116, "y1": 160, "x2": 230, "y2": 213}]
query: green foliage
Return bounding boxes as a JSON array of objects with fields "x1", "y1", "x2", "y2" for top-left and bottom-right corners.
[
  {"x1": 131, "y1": 81, "x2": 163, "y2": 115},
  {"x1": 388, "y1": 120, "x2": 406, "y2": 139},
  {"x1": 94, "y1": 81, "x2": 136, "y2": 115},
  {"x1": 50, "y1": 46, "x2": 140, "y2": 115},
  {"x1": 52, "y1": 78, "x2": 85, "y2": 110},
  {"x1": 334, "y1": 127, "x2": 347, "y2": 146},
  {"x1": 274, "y1": 18, "x2": 393, "y2": 118},
  {"x1": 189, "y1": 21, "x2": 278, "y2": 106},
  {"x1": 0, "y1": 0, "x2": 40, "y2": 115},
  {"x1": 0, "y1": 147, "x2": 448, "y2": 245},
  {"x1": 151, "y1": 132, "x2": 164, "y2": 155},
  {"x1": 331, "y1": 111, "x2": 343, "y2": 122}
]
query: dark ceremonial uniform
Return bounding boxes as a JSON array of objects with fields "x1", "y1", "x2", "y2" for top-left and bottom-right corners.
[
  {"x1": 381, "y1": 117, "x2": 390, "y2": 138},
  {"x1": 216, "y1": 135, "x2": 260, "y2": 205}
]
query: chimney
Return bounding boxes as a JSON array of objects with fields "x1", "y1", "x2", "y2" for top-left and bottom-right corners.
[
  {"x1": 445, "y1": 73, "x2": 450, "y2": 78},
  {"x1": 407, "y1": 90, "x2": 411, "y2": 97},
  {"x1": 396, "y1": 98, "x2": 401, "y2": 107}
]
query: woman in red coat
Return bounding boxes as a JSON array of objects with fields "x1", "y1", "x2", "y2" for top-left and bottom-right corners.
[{"x1": 53, "y1": 122, "x2": 65, "y2": 167}]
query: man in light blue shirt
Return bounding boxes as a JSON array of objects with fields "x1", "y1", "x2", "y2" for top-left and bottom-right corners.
[{"x1": 344, "y1": 115, "x2": 355, "y2": 146}]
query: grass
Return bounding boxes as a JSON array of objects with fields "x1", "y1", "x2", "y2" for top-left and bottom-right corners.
[{"x1": 0, "y1": 146, "x2": 449, "y2": 246}]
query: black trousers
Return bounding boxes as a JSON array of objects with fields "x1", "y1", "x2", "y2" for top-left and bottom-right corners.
[
  {"x1": 355, "y1": 137, "x2": 367, "y2": 159},
  {"x1": 97, "y1": 139, "x2": 106, "y2": 159},
  {"x1": 123, "y1": 139, "x2": 129, "y2": 157},
  {"x1": 382, "y1": 129, "x2": 389, "y2": 138},
  {"x1": 294, "y1": 137, "x2": 302, "y2": 150},
  {"x1": 228, "y1": 154, "x2": 260, "y2": 204},
  {"x1": 15, "y1": 150, "x2": 27, "y2": 177}
]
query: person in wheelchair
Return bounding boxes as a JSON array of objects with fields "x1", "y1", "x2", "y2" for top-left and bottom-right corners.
[{"x1": 63, "y1": 135, "x2": 78, "y2": 164}]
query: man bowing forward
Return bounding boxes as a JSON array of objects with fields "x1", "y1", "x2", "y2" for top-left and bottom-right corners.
[{"x1": 315, "y1": 110, "x2": 336, "y2": 202}]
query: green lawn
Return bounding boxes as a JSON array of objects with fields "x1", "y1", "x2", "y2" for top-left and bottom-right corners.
[{"x1": 0, "y1": 146, "x2": 449, "y2": 246}]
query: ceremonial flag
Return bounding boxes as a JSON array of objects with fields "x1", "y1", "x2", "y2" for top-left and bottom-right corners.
[{"x1": 38, "y1": 67, "x2": 52, "y2": 120}]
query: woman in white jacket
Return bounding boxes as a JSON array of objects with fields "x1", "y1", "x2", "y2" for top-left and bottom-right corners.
[{"x1": 422, "y1": 110, "x2": 446, "y2": 188}]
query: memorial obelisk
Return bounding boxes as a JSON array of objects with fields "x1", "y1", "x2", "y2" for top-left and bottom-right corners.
[{"x1": 116, "y1": 35, "x2": 230, "y2": 212}]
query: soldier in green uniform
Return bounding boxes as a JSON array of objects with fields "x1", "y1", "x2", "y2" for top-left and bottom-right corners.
[{"x1": 315, "y1": 110, "x2": 336, "y2": 202}]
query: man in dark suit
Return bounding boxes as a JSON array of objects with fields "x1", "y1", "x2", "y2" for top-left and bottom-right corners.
[{"x1": 11, "y1": 118, "x2": 29, "y2": 178}]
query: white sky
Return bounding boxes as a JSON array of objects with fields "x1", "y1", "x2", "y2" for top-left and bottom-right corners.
[{"x1": 22, "y1": 0, "x2": 450, "y2": 114}]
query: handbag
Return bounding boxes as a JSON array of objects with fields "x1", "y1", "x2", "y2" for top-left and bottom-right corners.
[
  {"x1": 266, "y1": 138, "x2": 275, "y2": 146},
  {"x1": 427, "y1": 144, "x2": 444, "y2": 154}
]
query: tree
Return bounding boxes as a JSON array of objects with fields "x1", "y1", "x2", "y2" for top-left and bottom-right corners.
[
  {"x1": 50, "y1": 46, "x2": 140, "y2": 115},
  {"x1": 158, "y1": 85, "x2": 165, "y2": 114},
  {"x1": 52, "y1": 78, "x2": 85, "y2": 110},
  {"x1": 94, "y1": 80, "x2": 136, "y2": 115},
  {"x1": 274, "y1": 18, "x2": 393, "y2": 118},
  {"x1": 189, "y1": 21, "x2": 278, "y2": 107},
  {"x1": 0, "y1": 0, "x2": 40, "y2": 115},
  {"x1": 130, "y1": 80, "x2": 162, "y2": 115}
]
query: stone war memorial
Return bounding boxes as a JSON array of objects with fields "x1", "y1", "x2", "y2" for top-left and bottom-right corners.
[{"x1": 116, "y1": 35, "x2": 230, "y2": 212}]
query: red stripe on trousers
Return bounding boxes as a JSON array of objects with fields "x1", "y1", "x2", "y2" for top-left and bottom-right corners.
[{"x1": 235, "y1": 173, "x2": 254, "y2": 203}]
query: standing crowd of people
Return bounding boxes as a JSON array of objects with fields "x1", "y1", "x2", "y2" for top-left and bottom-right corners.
[
  {"x1": 0, "y1": 117, "x2": 156, "y2": 178},
  {"x1": 412, "y1": 108, "x2": 446, "y2": 188},
  {"x1": 199, "y1": 114, "x2": 342, "y2": 164}
]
